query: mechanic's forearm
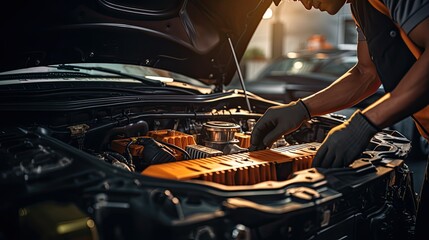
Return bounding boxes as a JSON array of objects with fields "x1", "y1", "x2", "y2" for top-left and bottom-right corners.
[
  {"x1": 363, "y1": 49, "x2": 429, "y2": 129},
  {"x1": 302, "y1": 66, "x2": 380, "y2": 116}
]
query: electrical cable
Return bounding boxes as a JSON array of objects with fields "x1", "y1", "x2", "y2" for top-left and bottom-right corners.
[{"x1": 156, "y1": 140, "x2": 191, "y2": 160}]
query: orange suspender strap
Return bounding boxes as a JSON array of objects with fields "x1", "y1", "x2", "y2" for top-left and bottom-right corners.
[
  {"x1": 351, "y1": 12, "x2": 360, "y2": 29},
  {"x1": 367, "y1": 0, "x2": 422, "y2": 59}
]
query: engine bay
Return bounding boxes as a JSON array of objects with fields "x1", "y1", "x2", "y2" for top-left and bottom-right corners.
[
  {"x1": 12, "y1": 106, "x2": 411, "y2": 188},
  {"x1": 0, "y1": 97, "x2": 417, "y2": 240},
  {"x1": 40, "y1": 111, "x2": 329, "y2": 186},
  {"x1": 2, "y1": 88, "x2": 338, "y2": 185}
]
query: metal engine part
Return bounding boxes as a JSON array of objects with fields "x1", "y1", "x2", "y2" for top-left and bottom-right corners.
[
  {"x1": 185, "y1": 145, "x2": 223, "y2": 159},
  {"x1": 201, "y1": 121, "x2": 247, "y2": 154},
  {"x1": 201, "y1": 121, "x2": 240, "y2": 143}
]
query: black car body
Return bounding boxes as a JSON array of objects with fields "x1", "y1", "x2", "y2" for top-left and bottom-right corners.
[{"x1": 0, "y1": 1, "x2": 418, "y2": 239}]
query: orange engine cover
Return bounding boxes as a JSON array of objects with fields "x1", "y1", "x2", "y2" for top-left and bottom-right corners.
[{"x1": 141, "y1": 143, "x2": 319, "y2": 185}]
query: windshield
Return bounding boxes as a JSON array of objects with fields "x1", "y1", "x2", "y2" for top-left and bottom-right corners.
[
  {"x1": 257, "y1": 57, "x2": 326, "y2": 78},
  {"x1": 0, "y1": 63, "x2": 208, "y2": 88}
]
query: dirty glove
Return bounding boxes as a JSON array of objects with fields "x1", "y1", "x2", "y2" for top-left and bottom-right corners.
[
  {"x1": 312, "y1": 110, "x2": 379, "y2": 168},
  {"x1": 250, "y1": 100, "x2": 311, "y2": 151}
]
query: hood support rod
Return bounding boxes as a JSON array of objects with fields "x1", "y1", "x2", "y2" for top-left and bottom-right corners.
[{"x1": 227, "y1": 37, "x2": 252, "y2": 113}]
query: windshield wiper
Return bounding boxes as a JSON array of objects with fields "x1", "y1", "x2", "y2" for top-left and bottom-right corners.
[{"x1": 53, "y1": 64, "x2": 165, "y2": 87}]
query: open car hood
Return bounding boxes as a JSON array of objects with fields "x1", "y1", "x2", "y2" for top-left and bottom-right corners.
[{"x1": 0, "y1": 0, "x2": 276, "y2": 87}]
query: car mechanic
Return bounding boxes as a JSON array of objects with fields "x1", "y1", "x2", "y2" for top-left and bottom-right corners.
[{"x1": 249, "y1": 0, "x2": 429, "y2": 238}]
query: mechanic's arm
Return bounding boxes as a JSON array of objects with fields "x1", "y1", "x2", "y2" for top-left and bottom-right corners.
[
  {"x1": 303, "y1": 40, "x2": 381, "y2": 116},
  {"x1": 250, "y1": 40, "x2": 381, "y2": 150},
  {"x1": 312, "y1": 18, "x2": 429, "y2": 168},
  {"x1": 363, "y1": 18, "x2": 429, "y2": 128}
]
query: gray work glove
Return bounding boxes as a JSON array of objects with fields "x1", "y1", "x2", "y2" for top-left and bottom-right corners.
[
  {"x1": 312, "y1": 110, "x2": 379, "y2": 168},
  {"x1": 250, "y1": 100, "x2": 311, "y2": 151}
]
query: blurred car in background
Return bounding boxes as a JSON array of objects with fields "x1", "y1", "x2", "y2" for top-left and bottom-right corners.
[{"x1": 229, "y1": 48, "x2": 382, "y2": 108}]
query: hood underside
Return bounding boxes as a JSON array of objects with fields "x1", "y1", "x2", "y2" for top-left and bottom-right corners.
[{"x1": 0, "y1": 0, "x2": 276, "y2": 86}]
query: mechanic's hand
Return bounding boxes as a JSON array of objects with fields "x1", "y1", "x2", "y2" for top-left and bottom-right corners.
[
  {"x1": 250, "y1": 100, "x2": 310, "y2": 151},
  {"x1": 312, "y1": 110, "x2": 379, "y2": 168}
]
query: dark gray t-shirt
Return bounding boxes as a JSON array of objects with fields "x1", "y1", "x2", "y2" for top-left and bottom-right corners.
[{"x1": 357, "y1": 0, "x2": 429, "y2": 41}]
